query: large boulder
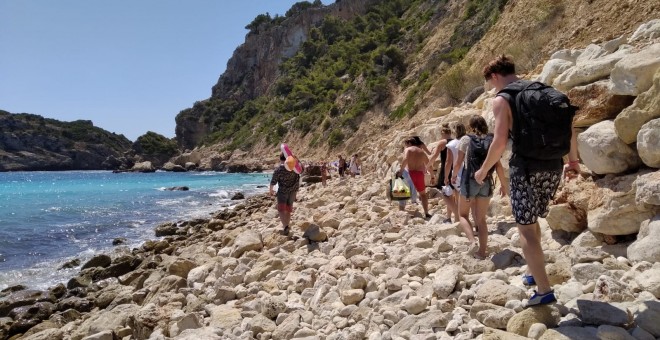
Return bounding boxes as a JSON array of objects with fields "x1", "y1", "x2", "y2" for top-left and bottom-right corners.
[
  {"x1": 614, "y1": 69, "x2": 660, "y2": 144},
  {"x1": 577, "y1": 120, "x2": 642, "y2": 175},
  {"x1": 635, "y1": 171, "x2": 660, "y2": 206},
  {"x1": 567, "y1": 81, "x2": 634, "y2": 128},
  {"x1": 629, "y1": 19, "x2": 660, "y2": 42},
  {"x1": 577, "y1": 300, "x2": 631, "y2": 327},
  {"x1": 637, "y1": 119, "x2": 660, "y2": 168},
  {"x1": 231, "y1": 230, "x2": 263, "y2": 258},
  {"x1": 474, "y1": 280, "x2": 526, "y2": 306},
  {"x1": 538, "y1": 59, "x2": 574, "y2": 85},
  {"x1": 628, "y1": 216, "x2": 660, "y2": 263},
  {"x1": 506, "y1": 305, "x2": 561, "y2": 337},
  {"x1": 587, "y1": 171, "x2": 656, "y2": 235},
  {"x1": 609, "y1": 43, "x2": 660, "y2": 95},
  {"x1": 131, "y1": 161, "x2": 155, "y2": 173},
  {"x1": 545, "y1": 203, "x2": 587, "y2": 233},
  {"x1": 553, "y1": 48, "x2": 631, "y2": 91}
]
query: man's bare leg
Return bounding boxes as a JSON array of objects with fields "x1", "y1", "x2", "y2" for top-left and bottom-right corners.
[{"x1": 518, "y1": 222, "x2": 552, "y2": 294}]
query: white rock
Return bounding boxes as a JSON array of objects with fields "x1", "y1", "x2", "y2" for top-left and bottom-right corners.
[
  {"x1": 577, "y1": 120, "x2": 642, "y2": 175},
  {"x1": 571, "y1": 263, "x2": 607, "y2": 285},
  {"x1": 169, "y1": 313, "x2": 202, "y2": 337},
  {"x1": 602, "y1": 35, "x2": 627, "y2": 53},
  {"x1": 628, "y1": 216, "x2": 660, "y2": 263},
  {"x1": 551, "y1": 49, "x2": 582, "y2": 63},
  {"x1": 553, "y1": 49, "x2": 630, "y2": 91},
  {"x1": 340, "y1": 289, "x2": 365, "y2": 305},
  {"x1": 231, "y1": 230, "x2": 263, "y2": 258},
  {"x1": 629, "y1": 19, "x2": 660, "y2": 43},
  {"x1": 637, "y1": 119, "x2": 660, "y2": 168},
  {"x1": 614, "y1": 69, "x2": 660, "y2": 144},
  {"x1": 404, "y1": 296, "x2": 427, "y2": 315},
  {"x1": 432, "y1": 265, "x2": 461, "y2": 299},
  {"x1": 609, "y1": 43, "x2": 660, "y2": 95},
  {"x1": 572, "y1": 231, "x2": 602, "y2": 248},
  {"x1": 576, "y1": 44, "x2": 609, "y2": 65},
  {"x1": 528, "y1": 323, "x2": 547, "y2": 340},
  {"x1": 635, "y1": 268, "x2": 660, "y2": 298},
  {"x1": 81, "y1": 331, "x2": 114, "y2": 340},
  {"x1": 636, "y1": 172, "x2": 660, "y2": 206},
  {"x1": 538, "y1": 59, "x2": 574, "y2": 85}
]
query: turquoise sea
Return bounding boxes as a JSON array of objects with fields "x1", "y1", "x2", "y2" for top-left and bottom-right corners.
[{"x1": 0, "y1": 171, "x2": 271, "y2": 290}]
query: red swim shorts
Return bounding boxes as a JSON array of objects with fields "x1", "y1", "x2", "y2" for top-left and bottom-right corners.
[{"x1": 408, "y1": 170, "x2": 426, "y2": 192}]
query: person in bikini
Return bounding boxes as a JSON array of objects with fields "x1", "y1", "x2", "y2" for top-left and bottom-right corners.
[{"x1": 398, "y1": 137, "x2": 432, "y2": 218}]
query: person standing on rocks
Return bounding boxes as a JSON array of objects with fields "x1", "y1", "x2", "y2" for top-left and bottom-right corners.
[
  {"x1": 399, "y1": 136, "x2": 431, "y2": 211},
  {"x1": 428, "y1": 123, "x2": 457, "y2": 223},
  {"x1": 474, "y1": 55, "x2": 580, "y2": 306},
  {"x1": 398, "y1": 137, "x2": 432, "y2": 218},
  {"x1": 320, "y1": 160, "x2": 328, "y2": 186},
  {"x1": 349, "y1": 154, "x2": 361, "y2": 177},
  {"x1": 452, "y1": 115, "x2": 508, "y2": 260},
  {"x1": 269, "y1": 153, "x2": 303, "y2": 235},
  {"x1": 338, "y1": 155, "x2": 347, "y2": 177}
]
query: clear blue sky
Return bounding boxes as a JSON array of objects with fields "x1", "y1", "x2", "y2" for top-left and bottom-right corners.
[{"x1": 0, "y1": 0, "x2": 331, "y2": 141}]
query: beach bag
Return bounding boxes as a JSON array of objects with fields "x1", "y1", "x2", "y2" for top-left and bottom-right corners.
[
  {"x1": 498, "y1": 80, "x2": 577, "y2": 160},
  {"x1": 390, "y1": 176, "x2": 411, "y2": 201}
]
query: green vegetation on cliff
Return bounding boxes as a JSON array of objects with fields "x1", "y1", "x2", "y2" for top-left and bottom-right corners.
[
  {"x1": 179, "y1": 0, "x2": 509, "y2": 150},
  {"x1": 0, "y1": 110, "x2": 132, "y2": 171},
  {"x1": 132, "y1": 131, "x2": 179, "y2": 167}
]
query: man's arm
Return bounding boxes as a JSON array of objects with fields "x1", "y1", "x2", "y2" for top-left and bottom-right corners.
[
  {"x1": 269, "y1": 170, "x2": 278, "y2": 195},
  {"x1": 399, "y1": 149, "x2": 409, "y2": 174},
  {"x1": 475, "y1": 97, "x2": 510, "y2": 184},
  {"x1": 451, "y1": 149, "x2": 465, "y2": 186},
  {"x1": 428, "y1": 140, "x2": 446, "y2": 169},
  {"x1": 563, "y1": 126, "x2": 581, "y2": 179}
]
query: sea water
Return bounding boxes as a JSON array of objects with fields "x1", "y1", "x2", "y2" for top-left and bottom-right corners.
[{"x1": 0, "y1": 171, "x2": 271, "y2": 290}]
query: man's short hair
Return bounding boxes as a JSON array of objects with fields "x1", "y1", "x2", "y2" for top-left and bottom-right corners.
[
  {"x1": 280, "y1": 153, "x2": 286, "y2": 161},
  {"x1": 483, "y1": 55, "x2": 516, "y2": 80}
]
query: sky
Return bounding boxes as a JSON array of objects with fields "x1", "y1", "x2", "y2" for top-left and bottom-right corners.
[{"x1": 0, "y1": 0, "x2": 331, "y2": 141}]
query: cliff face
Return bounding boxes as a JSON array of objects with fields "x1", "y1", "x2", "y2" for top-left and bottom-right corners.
[
  {"x1": 175, "y1": 0, "x2": 378, "y2": 150},
  {"x1": 0, "y1": 111, "x2": 132, "y2": 171}
]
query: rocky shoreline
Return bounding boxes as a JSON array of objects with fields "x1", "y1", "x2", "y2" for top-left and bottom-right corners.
[{"x1": 1, "y1": 170, "x2": 659, "y2": 340}]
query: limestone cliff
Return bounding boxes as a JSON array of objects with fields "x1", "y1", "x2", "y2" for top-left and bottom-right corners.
[
  {"x1": 0, "y1": 110, "x2": 132, "y2": 171},
  {"x1": 175, "y1": 0, "x2": 378, "y2": 150}
]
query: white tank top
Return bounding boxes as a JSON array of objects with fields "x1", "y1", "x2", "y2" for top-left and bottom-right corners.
[{"x1": 446, "y1": 139, "x2": 463, "y2": 182}]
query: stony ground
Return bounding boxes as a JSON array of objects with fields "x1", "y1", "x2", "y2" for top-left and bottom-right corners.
[{"x1": 2, "y1": 171, "x2": 659, "y2": 340}]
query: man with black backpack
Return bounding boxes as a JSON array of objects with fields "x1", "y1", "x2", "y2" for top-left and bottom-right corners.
[{"x1": 474, "y1": 55, "x2": 581, "y2": 307}]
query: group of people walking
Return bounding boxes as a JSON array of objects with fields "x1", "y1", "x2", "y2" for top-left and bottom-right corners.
[
  {"x1": 271, "y1": 55, "x2": 580, "y2": 307},
  {"x1": 397, "y1": 55, "x2": 580, "y2": 306}
]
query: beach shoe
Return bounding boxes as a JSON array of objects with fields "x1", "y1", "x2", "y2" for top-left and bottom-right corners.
[
  {"x1": 425, "y1": 213, "x2": 433, "y2": 219},
  {"x1": 467, "y1": 241, "x2": 479, "y2": 255},
  {"x1": 522, "y1": 274, "x2": 536, "y2": 286},
  {"x1": 526, "y1": 290, "x2": 556, "y2": 307},
  {"x1": 442, "y1": 218, "x2": 452, "y2": 224},
  {"x1": 279, "y1": 226, "x2": 290, "y2": 235}
]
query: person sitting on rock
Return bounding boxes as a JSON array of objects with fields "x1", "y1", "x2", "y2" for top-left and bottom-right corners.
[
  {"x1": 451, "y1": 115, "x2": 508, "y2": 260},
  {"x1": 269, "y1": 153, "x2": 304, "y2": 235},
  {"x1": 474, "y1": 55, "x2": 581, "y2": 307}
]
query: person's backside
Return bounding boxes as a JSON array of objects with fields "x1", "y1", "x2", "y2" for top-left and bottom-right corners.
[
  {"x1": 475, "y1": 55, "x2": 581, "y2": 307},
  {"x1": 271, "y1": 164, "x2": 300, "y2": 213}
]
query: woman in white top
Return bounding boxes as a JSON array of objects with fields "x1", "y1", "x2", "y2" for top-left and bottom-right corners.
[
  {"x1": 451, "y1": 115, "x2": 509, "y2": 260},
  {"x1": 349, "y1": 154, "x2": 360, "y2": 177}
]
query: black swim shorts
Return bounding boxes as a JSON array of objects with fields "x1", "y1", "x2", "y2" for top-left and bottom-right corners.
[{"x1": 509, "y1": 168, "x2": 562, "y2": 225}]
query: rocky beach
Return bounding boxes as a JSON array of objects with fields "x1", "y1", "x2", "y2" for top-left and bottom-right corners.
[
  {"x1": 1, "y1": 2, "x2": 659, "y2": 339},
  {"x1": 1, "y1": 159, "x2": 659, "y2": 340}
]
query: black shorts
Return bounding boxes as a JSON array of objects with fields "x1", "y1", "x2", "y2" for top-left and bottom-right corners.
[{"x1": 510, "y1": 168, "x2": 561, "y2": 225}]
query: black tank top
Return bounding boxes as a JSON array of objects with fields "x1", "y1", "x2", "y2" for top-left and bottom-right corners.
[{"x1": 436, "y1": 138, "x2": 453, "y2": 189}]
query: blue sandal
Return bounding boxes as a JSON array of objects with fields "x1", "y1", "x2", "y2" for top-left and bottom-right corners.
[{"x1": 526, "y1": 290, "x2": 556, "y2": 307}]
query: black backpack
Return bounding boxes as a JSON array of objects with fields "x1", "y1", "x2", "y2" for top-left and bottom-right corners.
[
  {"x1": 462, "y1": 134, "x2": 496, "y2": 193},
  {"x1": 498, "y1": 80, "x2": 577, "y2": 160}
]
